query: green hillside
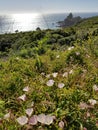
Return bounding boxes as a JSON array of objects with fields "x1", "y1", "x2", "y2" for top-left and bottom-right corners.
[{"x1": 0, "y1": 16, "x2": 98, "y2": 130}]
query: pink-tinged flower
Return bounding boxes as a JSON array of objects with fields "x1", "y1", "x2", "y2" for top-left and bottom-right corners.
[
  {"x1": 23, "y1": 86, "x2": 29, "y2": 92},
  {"x1": 83, "y1": 127, "x2": 87, "y2": 130},
  {"x1": 62, "y1": 72, "x2": 68, "y2": 77},
  {"x1": 58, "y1": 83, "x2": 65, "y2": 88},
  {"x1": 59, "y1": 121, "x2": 64, "y2": 128},
  {"x1": 37, "y1": 114, "x2": 46, "y2": 124},
  {"x1": 93, "y1": 84, "x2": 98, "y2": 92},
  {"x1": 86, "y1": 112, "x2": 90, "y2": 118},
  {"x1": 4, "y1": 112, "x2": 10, "y2": 120},
  {"x1": 96, "y1": 121, "x2": 98, "y2": 127},
  {"x1": 88, "y1": 99, "x2": 97, "y2": 106},
  {"x1": 16, "y1": 116, "x2": 28, "y2": 126},
  {"x1": 28, "y1": 115, "x2": 38, "y2": 125},
  {"x1": 52, "y1": 115, "x2": 56, "y2": 120},
  {"x1": 18, "y1": 94, "x2": 26, "y2": 101},
  {"x1": 79, "y1": 102, "x2": 88, "y2": 109},
  {"x1": 46, "y1": 79, "x2": 55, "y2": 87},
  {"x1": 52, "y1": 72, "x2": 58, "y2": 78},
  {"x1": 84, "y1": 112, "x2": 90, "y2": 120},
  {"x1": 25, "y1": 108, "x2": 33, "y2": 117}
]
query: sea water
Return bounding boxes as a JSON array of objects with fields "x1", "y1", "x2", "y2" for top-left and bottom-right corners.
[{"x1": 0, "y1": 12, "x2": 98, "y2": 34}]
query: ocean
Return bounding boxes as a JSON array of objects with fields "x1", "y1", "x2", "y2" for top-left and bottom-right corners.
[{"x1": 0, "y1": 12, "x2": 98, "y2": 34}]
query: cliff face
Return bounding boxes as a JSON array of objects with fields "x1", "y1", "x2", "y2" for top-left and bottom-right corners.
[{"x1": 58, "y1": 13, "x2": 82, "y2": 27}]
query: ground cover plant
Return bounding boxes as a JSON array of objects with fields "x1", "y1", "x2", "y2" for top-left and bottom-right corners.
[{"x1": 0, "y1": 16, "x2": 98, "y2": 130}]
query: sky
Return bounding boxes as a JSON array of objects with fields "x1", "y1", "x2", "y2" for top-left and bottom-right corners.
[{"x1": 0, "y1": 0, "x2": 98, "y2": 14}]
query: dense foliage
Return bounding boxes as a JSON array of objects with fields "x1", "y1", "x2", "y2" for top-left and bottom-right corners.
[{"x1": 0, "y1": 16, "x2": 98, "y2": 130}]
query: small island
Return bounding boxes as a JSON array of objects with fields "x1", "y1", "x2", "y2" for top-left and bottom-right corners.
[{"x1": 58, "y1": 13, "x2": 82, "y2": 27}]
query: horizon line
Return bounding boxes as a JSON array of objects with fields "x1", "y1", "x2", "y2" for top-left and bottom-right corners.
[{"x1": 0, "y1": 11, "x2": 98, "y2": 15}]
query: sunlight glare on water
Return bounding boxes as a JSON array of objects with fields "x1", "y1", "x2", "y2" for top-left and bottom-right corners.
[{"x1": 12, "y1": 13, "x2": 40, "y2": 32}]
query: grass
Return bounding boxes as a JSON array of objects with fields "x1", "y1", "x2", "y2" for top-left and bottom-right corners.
[{"x1": 0, "y1": 16, "x2": 98, "y2": 130}]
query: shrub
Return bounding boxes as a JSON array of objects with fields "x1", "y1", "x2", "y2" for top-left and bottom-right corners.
[{"x1": 66, "y1": 49, "x2": 85, "y2": 65}]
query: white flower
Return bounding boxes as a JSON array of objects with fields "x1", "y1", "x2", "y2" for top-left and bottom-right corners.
[
  {"x1": 59, "y1": 121, "x2": 64, "y2": 128},
  {"x1": 30, "y1": 101, "x2": 34, "y2": 107},
  {"x1": 16, "y1": 57, "x2": 20, "y2": 60},
  {"x1": 69, "y1": 70, "x2": 73, "y2": 74},
  {"x1": 16, "y1": 116, "x2": 28, "y2": 126},
  {"x1": 93, "y1": 84, "x2": 98, "y2": 92},
  {"x1": 23, "y1": 86, "x2": 29, "y2": 92},
  {"x1": 37, "y1": 114, "x2": 46, "y2": 124},
  {"x1": 68, "y1": 46, "x2": 74, "y2": 50},
  {"x1": 4, "y1": 112, "x2": 10, "y2": 120},
  {"x1": 25, "y1": 108, "x2": 33, "y2": 117},
  {"x1": 88, "y1": 99, "x2": 97, "y2": 106},
  {"x1": 62, "y1": 72, "x2": 68, "y2": 77},
  {"x1": 68, "y1": 47, "x2": 71, "y2": 51},
  {"x1": 37, "y1": 114, "x2": 54, "y2": 125},
  {"x1": 52, "y1": 72, "x2": 58, "y2": 78},
  {"x1": 76, "y1": 52, "x2": 80, "y2": 56},
  {"x1": 18, "y1": 94, "x2": 26, "y2": 101},
  {"x1": 45, "y1": 115, "x2": 54, "y2": 125},
  {"x1": 56, "y1": 55, "x2": 60, "y2": 58},
  {"x1": 46, "y1": 79, "x2": 55, "y2": 86},
  {"x1": 58, "y1": 83, "x2": 65, "y2": 88},
  {"x1": 46, "y1": 74, "x2": 51, "y2": 78},
  {"x1": 28, "y1": 115, "x2": 38, "y2": 125},
  {"x1": 41, "y1": 72, "x2": 45, "y2": 76},
  {"x1": 87, "y1": 55, "x2": 90, "y2": 58}
]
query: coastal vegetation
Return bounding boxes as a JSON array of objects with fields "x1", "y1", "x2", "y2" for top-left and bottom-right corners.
[{"x1": 0, "y1": 15, "x2": 98, "y2": 130}]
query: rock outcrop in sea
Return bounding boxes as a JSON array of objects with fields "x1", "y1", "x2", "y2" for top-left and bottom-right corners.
[{"x1": 58, "y1": 13, "x2": 82, "y2": 27}]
